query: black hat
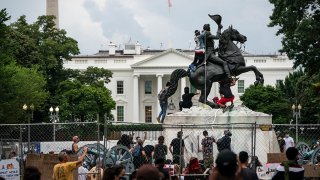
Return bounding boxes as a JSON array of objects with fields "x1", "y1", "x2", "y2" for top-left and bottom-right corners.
[{"x1": 215, "y1": 150, "x2": 238, "y2": 177}]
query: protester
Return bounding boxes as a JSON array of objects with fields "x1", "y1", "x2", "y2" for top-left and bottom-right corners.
[
  {"x1": 53, "y1": 146, "x2": 88, "y2": 180},
  {"x1": 169, "y1": 131, "x2": 185, "y2": 169},
  {"x1": 113, "y1": 165, "x2": 126, "y2": 180},
  {"x1": 72, "y1": 135, "x2": 79, "y2": 154},
  {"x1": 214, "y1": 78, "x2": 238, "y2": 112},
  {"x1": 102, "y1": 167, "x2": 115, "y2": 180},
  {"x1": 155, "y1": 158, "x2": 170, "y2": 180},
  {"x1": 216, "y1": 129, "x2": 232, "y2": 152},
  {"x1": 201, "y1": 130, "x2": 215, "y2": 169},
  {"x1": 179, "y1": 87, "x2": 199, "y2": 110},
  {"x1": 283, "y1": 131, "x2": 294, "y2": 151},
  {"x1": 276, "y1": 131, "x2": 286, "y2": 153},
  {"x1": 78, "y1": 164, "x2": 88, "y2": 180},
  {"x1": 136, "y1": 164, "x2": 163, "y2": 180},
  {"x1": 135, "y1": 131, "x2": 147, "y2": 145},
  {"x1": 157, "y1": 82, "x2": 171, "y2": 123},
  {"x1": 132, "y1": 139, "x2": 147, "y2": 169},
  {"x1": 272, "y1": 147, "x2": 304, "y2": 180},
  {"x1": 183, "y1": 157, "x2": 203, "y2": 180},
  {"x1": 210, "y1": 150, "x2": 242, "y2": 180},
  {"x1": 117, "y1": 134, "x2": 132, "y2": 150},
  {"x1": 152, "y1": 135, "x2": 168, "y2": 161},
  {"x1": 24, "y1": 166, "x2": 41, "y2": 180},
  {"x1": 239, "y1": 151, "x2": 259, "y2": 180}
]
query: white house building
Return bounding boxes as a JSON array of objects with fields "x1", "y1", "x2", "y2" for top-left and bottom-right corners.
[{"x1": 64, "y1": 42, "x2": 293, "y2": 123}]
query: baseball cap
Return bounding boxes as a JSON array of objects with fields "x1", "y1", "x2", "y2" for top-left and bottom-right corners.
[{"x1": 215, "y1": 150, "x2": 238, "y2": 177}]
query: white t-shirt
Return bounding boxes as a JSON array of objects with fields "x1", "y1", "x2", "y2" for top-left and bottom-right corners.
[
  {"x1": 283, "y1": 136, "x2": 294, "y2": 150},
  {"x1": 78, "y1": 166, "x2": 88, "y2": 180}
]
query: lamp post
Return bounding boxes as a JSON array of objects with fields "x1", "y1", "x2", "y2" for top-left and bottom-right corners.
[
  {"x1": 292, "y1": 103, "x2": 302, "y2": 143},
  {"x1": 22, "y1": 103, "x2": 34, "y2": 152},
  {"x1": 49, "y1": 106, "x2": 59, "y2": 141}
]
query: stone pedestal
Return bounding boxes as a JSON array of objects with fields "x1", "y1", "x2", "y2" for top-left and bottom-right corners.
[{"x1": 163, "y1": 104, "x2": 279, "y2": 166}]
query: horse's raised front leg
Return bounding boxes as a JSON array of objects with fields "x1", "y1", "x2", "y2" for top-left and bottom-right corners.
[
  {"x1": 198, "y1": 83, "x2": 219, "y2": 109},
  {"x1": 234, "y1": 65, "x2": 264, "y2": 85}
]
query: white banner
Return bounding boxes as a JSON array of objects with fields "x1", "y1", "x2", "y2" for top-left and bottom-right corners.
[
  {"x1": 257, "y1": 163, "x2": 280, "y2": 180},
  {"x1": 0, "y1": 159, "x2": 20, "y2": 180}
]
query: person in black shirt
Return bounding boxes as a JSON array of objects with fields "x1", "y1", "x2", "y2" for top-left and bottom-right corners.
[
  {"x1": 272, "y1": 147, "x2": 304, "y2": 180},
  {"x1": 179, "y1": 87, "x2": 199, "y2": 111},
  {"x1": 214, "y1": 77, "x2": 238, "y2": 112},
  {"x1": 239, "y1": 151, "x2": 259, "y2": 180},
  {"x1": 169, "y1": 131, "x2": 185, "y2": 169}
]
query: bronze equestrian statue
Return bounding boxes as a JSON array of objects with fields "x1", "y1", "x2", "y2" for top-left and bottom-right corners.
[{"x1": 164, "y1": 14, "x2": 264, "y2": 109}]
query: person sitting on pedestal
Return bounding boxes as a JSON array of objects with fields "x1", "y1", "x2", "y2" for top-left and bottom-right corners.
[{"x1": 179, "y1": 87, "x2": 199, "y2": 111}]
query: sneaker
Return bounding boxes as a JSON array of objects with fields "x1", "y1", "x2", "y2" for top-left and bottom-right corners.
[{"x1": 156, "y1": 117, "x2": 160, "y2": 123}]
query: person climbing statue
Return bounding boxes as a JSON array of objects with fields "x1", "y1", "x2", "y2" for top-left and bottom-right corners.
[
  {"x1": 213, "y1": 77, "x2": 238, "y2": 113},
  {"x1": 187, "y1": 30, "x2": 205, "y2": 74}
]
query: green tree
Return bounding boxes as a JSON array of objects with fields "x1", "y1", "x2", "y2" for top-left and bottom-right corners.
[
  {"x1": 268, "y1": 0, "x2": 320, "y2": 75},
  {"x1": 240, "y1": 85, "x2": 290, "y2": 124},
  {"x1": 0, "y1": 63, "x2": 48, "y2": 124},
  {"x1": 0, "y1": 9, "x2": 48, "y2": 123},
  {"x1": 276, "y1": 69, "x2": 304, "y2": 101},
  {"x1": 294, "y1": 73, "x2": 320, "y2": 124},
  {"x1": 54, "y1": 67, "x2": 115, "y2": 123}
]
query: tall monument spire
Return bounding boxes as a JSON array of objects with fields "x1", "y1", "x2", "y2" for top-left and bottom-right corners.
[{"x1": 46, "y1": 0, "x2": 59, "y2": 28}]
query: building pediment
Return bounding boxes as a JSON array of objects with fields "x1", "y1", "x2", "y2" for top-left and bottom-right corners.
[{"x1": 131, "y1": 48, "x2": 193, "y2": 68}]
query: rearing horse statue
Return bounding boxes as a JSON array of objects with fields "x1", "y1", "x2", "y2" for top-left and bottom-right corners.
[{"x1": 165, "y1": 26, "x2": 264, "y2": 108}]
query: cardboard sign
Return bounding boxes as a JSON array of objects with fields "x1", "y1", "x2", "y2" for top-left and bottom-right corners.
[
  {"x1": 164, "y1": 164, "x2": 175, "y2": 175},
  {"x1": 303, "y1": 165, "x2": 320, "y2": 177},
  {"x1": 256, "y1": 163, "x2": 280, "y2": 180},
  {"x1": 0, "y1": 159, "x2": 20, "y2": 180},
  {"x1": 267, "y1": 153, "x2": 287, "y2": 163}
]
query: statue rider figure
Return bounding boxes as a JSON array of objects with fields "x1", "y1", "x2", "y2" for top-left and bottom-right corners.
[{"x1": 203, "y1": 23, "x2": 232, "y2": 80}]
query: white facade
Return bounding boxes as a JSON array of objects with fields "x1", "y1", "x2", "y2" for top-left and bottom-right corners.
[{"x1": 64, "y1": 44, "x2": 293, "y2": 123}]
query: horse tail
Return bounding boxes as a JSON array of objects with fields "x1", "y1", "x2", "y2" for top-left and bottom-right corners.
[{"x1": 166, "y1": 69, "x2": 188, "y2": 98}]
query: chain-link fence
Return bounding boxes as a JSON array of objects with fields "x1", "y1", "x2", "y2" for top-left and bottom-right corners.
[{"x1": 1, "y1": 122, "x2": 320, "y2": 179}]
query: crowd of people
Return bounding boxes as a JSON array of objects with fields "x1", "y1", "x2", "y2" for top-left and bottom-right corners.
[{"x1": 3, "y1": 129, "x2": 318, "y2": 180}]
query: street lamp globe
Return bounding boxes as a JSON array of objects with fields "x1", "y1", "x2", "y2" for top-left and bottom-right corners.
[
  {"x1": 49, "y1": 107, "x2": 54, "y2": 112},
  {"x1": 292, "y1": 104, "x2": 295, "y2": 110},
  {"x1": 55, "y1": 106, "x2": 59, "y2": 112},
  {"x1": 30, "y1": 104, "x2": 35, "y2": 111},
  {"x1": 23, "y1": 104, "x2": 28, "y2": 111},
  {"x1": 298, "y1": 104, "x2": 302, "y2": 110}
]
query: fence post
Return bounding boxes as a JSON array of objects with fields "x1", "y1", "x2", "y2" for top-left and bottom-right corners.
[
  {"x1": 96, "y1": 114, "x2": 102, "y2": 180},
  {"x1": 179, "y1": 125, "x2": 183, "y2": 177},
  {"x1": 28, "y1": 121, "x2": 30, "y2": 152},
  {"x1": 19, "y1": 125, "x2": 24, "y2": 178},
  {"x1": 53, "y1": 123, "x2": 56, "y2": 142}
]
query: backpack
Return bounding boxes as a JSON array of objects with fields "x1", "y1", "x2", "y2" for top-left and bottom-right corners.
[
  {"x1": 132, "y1": 146, "x2": 141, "y2": 157},
  {"x1": 158, "y1": 88, "x2": 168, "y2": 101},
  {"x1": 154, "y1": 144, "x2": 167, "y2": 159}
]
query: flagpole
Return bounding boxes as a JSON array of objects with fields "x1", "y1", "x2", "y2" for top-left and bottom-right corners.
[{"x1": 168, "y1": 0, "x2": 172, "y2": 48}]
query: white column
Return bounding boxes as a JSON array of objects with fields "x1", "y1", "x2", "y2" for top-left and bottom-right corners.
[
  {"x1": 181, "y1": 77, "x2": 186, "y2": 100},
  {"x1": 133, "y1": 74, "x2": 140, "y2": 123},
  {"x1": 156, "y1": 74, "x2": 163, "y2": 115}
]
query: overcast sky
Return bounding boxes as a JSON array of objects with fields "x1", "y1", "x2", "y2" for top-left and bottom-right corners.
[{"x1": 1, "y1": 0, "x2": 282, "y2": 55}]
